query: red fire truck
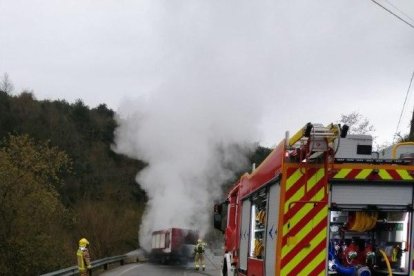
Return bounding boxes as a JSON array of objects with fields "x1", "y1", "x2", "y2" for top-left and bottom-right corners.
[
  {"x1": 150, "y1": 228, "x2": 198, "y2": 264},
  {"x1": 214, "y1": 123, "x2": 414, "y2": 276}
]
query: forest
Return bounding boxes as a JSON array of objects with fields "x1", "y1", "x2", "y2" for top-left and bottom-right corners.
[
  {"x1": 0, "y1": 87, "x2": 147, "y2": 274},
  {"x1": 0, "y1": 80, "x2": 271, "y2": 275}
]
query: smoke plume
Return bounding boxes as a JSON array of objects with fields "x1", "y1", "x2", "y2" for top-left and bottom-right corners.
[
  {"x1": 113, "y1": 88, "x2": 263, "y2": 250},
  {"x1": 112, "y1": 0, "x2": 278, "y2": 250}
]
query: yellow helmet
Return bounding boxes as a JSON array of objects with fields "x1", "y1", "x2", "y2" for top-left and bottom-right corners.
[{"x1": 79, "y1": 238, "x2": 89, "y2": 247}]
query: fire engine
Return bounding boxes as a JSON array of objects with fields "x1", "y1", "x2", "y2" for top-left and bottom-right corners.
[
  {"x1": 214, "y1": 123, "x2": 414, "y2": 276},
  {"x1": 150, "y1": 228, "x2": 198, "y2": 264}
]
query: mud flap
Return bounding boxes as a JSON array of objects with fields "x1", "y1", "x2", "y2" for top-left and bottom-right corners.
[{"x1": 222, "y1": 253, "x2": 235, "y2": 276}]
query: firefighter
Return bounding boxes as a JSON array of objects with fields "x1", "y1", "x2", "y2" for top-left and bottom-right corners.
[
  {"x1": 194, "y1": 239, "x2": 206, "y2": 271},
  {"x1": 77, "y1": 238, "x2": 92, "y2": 276}
]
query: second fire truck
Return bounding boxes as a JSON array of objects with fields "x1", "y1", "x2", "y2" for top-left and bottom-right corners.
[{"x1": 214, "y1": 122, "x2": 414, "y2": 276}]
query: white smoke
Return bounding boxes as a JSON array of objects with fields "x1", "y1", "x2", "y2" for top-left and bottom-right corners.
[
  {"x1": 113, "y1": 88, "x2": 263, "y2": 250},
  {"x1": 112, "y1": 0, "x2": 278, "y2": 250}
]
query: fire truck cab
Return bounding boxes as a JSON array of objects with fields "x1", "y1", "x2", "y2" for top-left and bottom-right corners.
[{"x1": 214, "y1": 123, "x2": 414, "y2": 276}]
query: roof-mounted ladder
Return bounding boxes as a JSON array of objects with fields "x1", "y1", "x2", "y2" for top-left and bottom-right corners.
[{"x1": 286, "y1": 123, "x2": 346, "y2": 156}]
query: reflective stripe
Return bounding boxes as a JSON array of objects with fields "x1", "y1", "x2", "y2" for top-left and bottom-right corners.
[
  {"x1": 378, "y1": 169, "x2": 392, "y2": 180},
  {"x1": 333, "y1": 168, "x2": 351, "y2": 178},
  {"x1": 281, "y1": 167, "x2": 328, "y2": 275},
  {"x1": 77, "y1": 249, "x2": 85, "y2": 271},
  {"x1": 334, "y1": 168, "x2": 413, "y2": 180},
  {"x1": 355, "y1": 169, "x2": 372, "y2": 179},
  {"x1": 397, "y1": 169, "x2": 414, "y2": 180},
  {"x1": 286, "y1": 169, "x2": 302, "y2": 191}
]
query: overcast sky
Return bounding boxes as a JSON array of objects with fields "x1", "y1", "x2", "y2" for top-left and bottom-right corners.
[{"x1": 1, "y1": 0, "x2": 414, "y2": 146}]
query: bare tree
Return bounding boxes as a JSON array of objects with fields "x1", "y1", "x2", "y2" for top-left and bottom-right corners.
[
  {"x1": 337, "y1": 111, "x2": 389, "y2": 150},
  {"x1": 338, "y1": 111, "x2": 375, "y2": 135},
  {"x1": 0, "y1": 73, "x2": 14, "y2": 94}
]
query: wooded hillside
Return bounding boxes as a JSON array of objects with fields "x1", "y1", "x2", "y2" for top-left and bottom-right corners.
[
  {"x1": 0, "y1": 90, "x2": 146, "y2": 275},
  {"x1": 0, "y1": 84, "x2": 271, "y2": 275}
]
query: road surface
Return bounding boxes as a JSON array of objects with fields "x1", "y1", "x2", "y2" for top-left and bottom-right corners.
[
  {"x1": 100, "y1": 262, "x2": 221, "y2": 276},
  {"x1": 101, "y1": 253, "x2": 222, "y2": 276}
]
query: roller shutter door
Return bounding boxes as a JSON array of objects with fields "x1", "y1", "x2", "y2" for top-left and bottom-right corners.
[
  {"x1": 331, "y1": 183, "x2": 413, "y2": 207},
  {"x1": 239, "y1": 199, "x2": 251, "y2": 271}
]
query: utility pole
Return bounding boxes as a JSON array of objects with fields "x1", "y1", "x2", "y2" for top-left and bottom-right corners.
[
  {"x1": 409, "y1": 108, "x2": 414, "y2": 141},
  {"x1": 400, "y1": 71, "x2": 414, "y2": 142}
]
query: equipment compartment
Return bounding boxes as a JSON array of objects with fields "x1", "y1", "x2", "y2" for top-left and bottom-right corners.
[{"x1": 328, "y1": 209, "x2": 411, "y2": 276}]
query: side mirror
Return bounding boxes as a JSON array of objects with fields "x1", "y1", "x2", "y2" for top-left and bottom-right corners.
[
  {"x1": 214, "y1": 213, "x2": 223, "y2": 232},
  {"x1": 213, "y1": 203, "x2": 225, "y2": 233},
  {"x1": 214, "y1": 203, "x2": 222, "y2": 214}
]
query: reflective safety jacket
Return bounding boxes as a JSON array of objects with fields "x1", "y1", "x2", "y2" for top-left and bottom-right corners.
[
  {"x1": 194, "y1": 242, "x2": 205, "y2": 254},
  {"x1": 77, "y1": 247, "x2": 91, "y2": 272}
]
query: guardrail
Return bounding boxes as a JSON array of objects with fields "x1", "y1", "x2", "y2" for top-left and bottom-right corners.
[{"x1": 41, "y1": 255, "x2": 126, "y2": 276}]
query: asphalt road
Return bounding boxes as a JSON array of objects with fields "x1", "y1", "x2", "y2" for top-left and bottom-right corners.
[
  {"x1": 100, "y1": 262, "x2": 221, "y2": 276},
  {"x1": 101, "y1": 253, "x2": 222, "y2": 276}
]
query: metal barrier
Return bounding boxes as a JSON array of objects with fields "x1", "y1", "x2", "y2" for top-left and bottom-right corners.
[{"x1": 41, "y1": 255, "x2": 126, "y2": 276}]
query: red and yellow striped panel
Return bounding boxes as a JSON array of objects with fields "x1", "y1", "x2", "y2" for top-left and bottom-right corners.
[
  {"x1": 280, "y1": 167, "x2": 328, "y2": 276},
  {"x1": 332, "y1": 168, "x2": 414, "y2": 181}
]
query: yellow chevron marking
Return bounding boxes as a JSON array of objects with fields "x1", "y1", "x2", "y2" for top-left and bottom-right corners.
[
  {"x1": 379, "y1": 169, "x2": 392, "y2": 180},
  {"x1": 281, "y1": 224, "x2": 327, "y2": 276},
  {"x1": 282, "y1": 179, "x2": 326, "y2": 243},
  {"x1": 397, "y1": 169, "x2": 414, "y2": 180},
  {"x1": 282, "y1": 202, "x2": 312, "y2": 256},
  {"x1": 311, "y1": 187, "x2": 326, "y2": 202},
  {"x1": 284, "y1": 168, "x2": 324, "y2": 214},
  {"x1": 355, "y1": 169, "x2": 372, "y2": 179},
  {"x1": 286, "y1": 169, "x2": 303, "y2": 191},
  {"x1": 333, "y1": 168, "x2": 351, "y2": 178},
  {"x1": 282, "y1": 168, "x2": 326, "y2": 259},
  {"x1": 284, "y1": 186, "x2": 304, "y2": 215},
  {"x1": 299, "y1": 248, "x2": 326, "y2": 276},
  {"x1": 282, "y1": 202, "x2": 327, "y2": 258},
  {"x1": 309, "y1": 168, "x2": 325, "y2": 189}
]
